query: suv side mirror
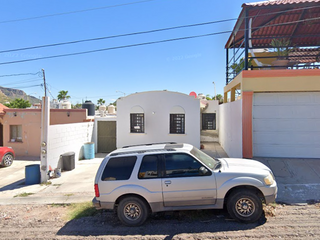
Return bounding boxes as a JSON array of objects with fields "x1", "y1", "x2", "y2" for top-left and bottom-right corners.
[{"x1": 199, "y1": 166, "x2": 210, "y2": 176}]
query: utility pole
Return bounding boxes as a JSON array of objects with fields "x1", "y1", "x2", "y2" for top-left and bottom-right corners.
[
  {"x1": 212, "y1": 81, "x2": 216, "y2": 101},
  {"x1": 42, "y1": 69, "x2": 47, "y2": 97}
]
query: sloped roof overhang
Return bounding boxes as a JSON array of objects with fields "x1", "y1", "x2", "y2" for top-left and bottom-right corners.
[{"x1": 225, "y1": 0, "x2": 320, "y2": 49}]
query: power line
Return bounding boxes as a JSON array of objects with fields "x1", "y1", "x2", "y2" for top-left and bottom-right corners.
[
  {"x1": 0, "y1": 31, "x2": 232, "y2": 65},
  {"x1": 0, "y1": 15, "x2": 319, "y2": 66},
  {"x1": 0, "y1": 19, "x2": 235, "y2": 54},
  {"x1": 0, "y1": 0, "x2": 156, "y2": 24},
  {"x1": 1, "y1": 78, "x2": 42, "y2": 87},
  {"x1": 0, "y1": 72, "x2": 41, "y2": 77},
  {"x1": 0, "y1": 5, "x2": 319, "y2": 54}
]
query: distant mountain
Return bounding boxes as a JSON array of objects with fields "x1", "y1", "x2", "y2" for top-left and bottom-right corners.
[{"x1": 0, "y1": 86, "x2": 41, "y2": 105}]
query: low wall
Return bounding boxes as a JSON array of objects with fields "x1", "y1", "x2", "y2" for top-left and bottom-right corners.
[
  {"x1": 219, "y1": 100, "x2": 243, "y2": 158},
  {"x1": 47, "y1": 122, "x2": 94, "y2": 170}
]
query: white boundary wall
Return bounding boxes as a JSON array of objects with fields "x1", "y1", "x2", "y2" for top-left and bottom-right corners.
[
  {"x1": 219, "y1": 100, "x2": 243, "y2": 158},
  {"x1": 47, "y1": 122, "x2": 94, "y2": 169}
]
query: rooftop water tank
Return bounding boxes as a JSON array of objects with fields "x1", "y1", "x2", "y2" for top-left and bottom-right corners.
[
  {"x1": 59, "y1": 99, "x2": 71, "y2": 109},
  {"x1": 82, "y1": 100, "x2": 95, "y2": 116},
  {"x1": 108, "y1": 105, "x2": 116, "y2": 114}
]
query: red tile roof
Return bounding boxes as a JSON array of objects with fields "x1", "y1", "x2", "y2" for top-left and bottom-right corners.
[
  {"x1": 244, "y1": 0, "x2": 320, "y2": 7},
  {"x1": 226, "y1": 0, "x2": 320, "y2": 48},
  {"x1": 0, "y1": 103, "x2": 9, "y2": 115}
]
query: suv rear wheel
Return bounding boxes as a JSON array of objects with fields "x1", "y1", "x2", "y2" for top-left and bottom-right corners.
[
  {"x1": 227, "y1": 190, "x2": 262, "y2": 223},
  {"x1": 117, "y1": 197, "x2": 149, "y2": 226}
]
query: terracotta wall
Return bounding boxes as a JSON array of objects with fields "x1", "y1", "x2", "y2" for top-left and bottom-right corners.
[{"x1": 2, "y1": 109, "x2": 88, "y2": 158}]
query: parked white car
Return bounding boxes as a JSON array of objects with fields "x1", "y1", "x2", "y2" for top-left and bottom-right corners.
[{"x1": 93, "y1": 143, "x2": 277, "y2": 226}]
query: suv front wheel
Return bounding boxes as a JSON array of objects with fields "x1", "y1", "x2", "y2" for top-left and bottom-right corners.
[
  {"x1": 227, "y1": 190, "x2": 263, "y2": 223},
  {"x1": 117, "y1": 197, "x2": 149, "y2": 226}
]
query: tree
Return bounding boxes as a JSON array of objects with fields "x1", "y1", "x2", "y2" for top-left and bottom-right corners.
[
  {"x1": 72, "y1": 103, "x2": 82, "y2": 109},
  {"x1": 97, "y1": 98, "x2": 105, "y2": 106},
  {"x1": 5, "y1": 98, "x2": 31, "y2": 108},
  {"x1": 205, "y1": 94, "x2": 223, "y2": 104},
  {"x1": 57, "y1": 90, "x2": 70, "y2": 101},
  {"x1": 215, "y1": 94, "x2": 223, "y2": 104}
]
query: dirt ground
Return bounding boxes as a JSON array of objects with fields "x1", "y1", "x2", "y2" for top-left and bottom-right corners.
[{"x1": 0, "y1": 203, "x2": 319, "y2": 240}]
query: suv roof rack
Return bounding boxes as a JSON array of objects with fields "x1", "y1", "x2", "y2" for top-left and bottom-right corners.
[
  {"x1": 122, "y1": 142, "x2": 177, "y2": 148},
  {"x1": 110, "y1": 148, "x2": 176, "y2": 157}
]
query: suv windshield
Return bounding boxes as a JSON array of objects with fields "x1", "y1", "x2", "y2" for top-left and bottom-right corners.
[{"x1": 190, "y1": 147, "x2": 220, "y2": 170}]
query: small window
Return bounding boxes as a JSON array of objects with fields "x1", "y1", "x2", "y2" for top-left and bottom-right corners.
[
  {"x1": 101, "y1": 156, "x2": 137, "y2": 181},
  {"x1": 138, "y1": 155, "x2": 159, "y2": 179},
  {"x1": 164, "y1": 153, "x2": 209, "y2": 178},
  {"x1": 10, "y1": 125, "x2": 22, "y2": 142},
  {"x1": 130, "y1": 113, "x2": 144, "y2": 133},
  {"x1": 170, "y1": 114, "x2": 185, "y2": 134},
  {"x1": 202, "y1": 113, "x2": 216, "y2": 130}
]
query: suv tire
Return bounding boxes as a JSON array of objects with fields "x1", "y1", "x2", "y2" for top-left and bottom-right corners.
[
  {"x1": 117, "y1": 197, "x2": 149, "y2": 226},
  {"x1": 227, "y1": 190, "x2": 262, "y2": 223}
]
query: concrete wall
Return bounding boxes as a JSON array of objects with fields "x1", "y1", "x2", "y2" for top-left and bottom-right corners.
[
  {"x1": 2, "y1": 110, "x2": 41, "y2": 158},
  {"x1": 50, "y1": 109, "x2": 87, "y2": 125},
  {"x1": 219, "y1": 100, "x2": 242, "y2": 158},
  {"x1": 117, "y1": 91, "x2": 200, "y2": 148},
  {"x1": 47, "y1": 122, "x2": 94, "y2": 170}
]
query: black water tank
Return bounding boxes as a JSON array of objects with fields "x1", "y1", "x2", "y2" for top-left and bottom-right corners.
[
  {"x1": 82, "y1": 100, "x2": 95, "y2": 116},
  {"x1": 61, "y1": 152, "x2": 75, "y2": 171}
]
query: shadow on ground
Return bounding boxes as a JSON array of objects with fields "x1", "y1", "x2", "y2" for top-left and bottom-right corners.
[
  {"x1": 0, "y1": 179, "x2": 26, "y2": 192},
  {"x1": 57, "y1": 209, "x2": 266, "y2": 238}
]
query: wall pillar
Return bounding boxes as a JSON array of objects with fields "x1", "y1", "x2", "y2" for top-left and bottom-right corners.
[
  {"x1": 242, "y1": 91, "x2": 253, "y2": 158},
  {"x1": 231, "y1": 87, "x2": 236, "y2": 102},
  {"x1": 40, "y1": 96, "x2": 50, "y2": 182}
]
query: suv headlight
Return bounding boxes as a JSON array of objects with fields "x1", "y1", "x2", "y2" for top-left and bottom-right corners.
[{"x1": 264, "y1": 174, "x2": 274, "y2": 186}]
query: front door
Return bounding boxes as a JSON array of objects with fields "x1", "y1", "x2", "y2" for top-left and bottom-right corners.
[
  {"x1": 97, "y1": 121, "x2": 116, "y2": 153},
  {"x1": 161, "y1": 153, "x2": 216, "y2": 207}
]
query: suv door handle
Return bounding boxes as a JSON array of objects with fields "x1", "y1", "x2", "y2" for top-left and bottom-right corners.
[{"x1": 164, "y1": 180, "x2": 171, "y2": 185}]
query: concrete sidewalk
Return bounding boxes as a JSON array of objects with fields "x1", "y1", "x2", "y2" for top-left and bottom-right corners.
[
  {"x1": 0, "y1": 156, "x2": 105, "y2": 205},
  {"x1": 0, "y1": 143, "x2": 319, "y2": 205},
  {"x1": 203, "y1": 142, "x2": 320, "y2": 204}
]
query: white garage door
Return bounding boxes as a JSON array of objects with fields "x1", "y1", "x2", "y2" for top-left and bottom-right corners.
[{"x1": 253, "y1": 92, "x2": 320, "y2": 158}]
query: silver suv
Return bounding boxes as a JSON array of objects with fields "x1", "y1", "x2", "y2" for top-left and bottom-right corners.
[{"x1": 93, "y1": 143, "x2": 277, "y2": 226}]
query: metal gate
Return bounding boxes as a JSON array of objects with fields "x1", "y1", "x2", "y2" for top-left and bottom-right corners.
[{"x1": 97, "y1": 121, "x2": 116, "y2": 153}]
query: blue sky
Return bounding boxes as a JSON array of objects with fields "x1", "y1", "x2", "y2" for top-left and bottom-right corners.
[{"x1": 0, "y1": 0, "x2": 256, "y2": 105}]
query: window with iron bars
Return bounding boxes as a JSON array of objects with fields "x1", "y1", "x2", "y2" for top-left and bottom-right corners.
[
  {"x1": 170, "y1": 114, "x2": 185, "y2": 134},
  {"x1": 130, "y1": 113, "x2": 144, "y2": 133}
]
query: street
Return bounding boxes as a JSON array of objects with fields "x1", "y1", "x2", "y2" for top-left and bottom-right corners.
[{"x1": 0, "y1": 203, "x2": 319, "y2": 239}]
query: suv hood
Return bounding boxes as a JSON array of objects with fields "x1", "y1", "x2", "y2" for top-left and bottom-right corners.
[{"x1": 219, "y1": 158, "x2": 271, "y2": 174}]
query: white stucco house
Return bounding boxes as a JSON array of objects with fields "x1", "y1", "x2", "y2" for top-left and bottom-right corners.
[{"x1": 116, "y1": 91, "x2": 201, "y2": 148}]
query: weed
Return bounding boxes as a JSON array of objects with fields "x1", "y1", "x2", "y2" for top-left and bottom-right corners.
[
  {"x1": 65, "y1": 202, "x2": 100, "y2": 221},
  {"x1": 40, "y1": 181, "x2": 52, "y2": 186},
  {"x1": 64, "y1": 193, "x2": 74, "y2": 197},
  {"x1": 14, "y1": 192, "x2": 34, "y2": 198},
  {"x1": 263, "y1": 203, "x2": 277, "y2": 217}
]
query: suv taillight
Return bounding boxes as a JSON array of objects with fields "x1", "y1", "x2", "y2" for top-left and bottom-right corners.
[{"x1": 94, "y1": 184, "x2": 100, "y2": 197}]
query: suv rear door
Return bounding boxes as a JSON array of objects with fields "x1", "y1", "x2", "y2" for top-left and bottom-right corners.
[{"x1": 161, "y1": 153, "x2": 217, "y2": 207}]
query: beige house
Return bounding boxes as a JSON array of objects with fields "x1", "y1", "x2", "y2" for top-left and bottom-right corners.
[{"x1": 0, "y1": 108, "x2": 89, "y2": 158}]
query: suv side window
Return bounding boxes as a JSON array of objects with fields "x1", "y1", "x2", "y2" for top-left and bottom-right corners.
[
  {"x1": 138, "y1": 155, "x2": 160, "y2": 179},
  {"x1": 101, "y1": 156, "x2": 137, "y2": 181},
  {"x1": 164, "y1": 153, "x2": 210, "y2": 178}
]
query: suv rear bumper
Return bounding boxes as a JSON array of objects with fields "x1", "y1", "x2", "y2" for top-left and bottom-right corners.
[{"x1": 92, "y1": 197, "x2": 114, "y2": 210}]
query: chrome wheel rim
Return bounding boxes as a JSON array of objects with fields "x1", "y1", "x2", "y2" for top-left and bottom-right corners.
[
  {"x1": 123, "y1": 203, "x2": 141, "y2": 221},
  {"x1": 3, "y1": 155, "x2": 13, "y2": 166},
  {"x1": 235, "y1": 198, "x2": 255, "y2": 217}
]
